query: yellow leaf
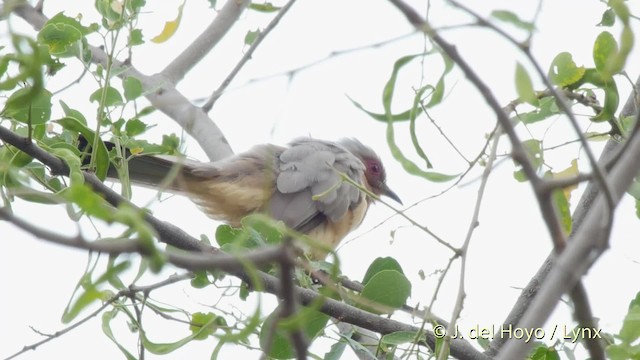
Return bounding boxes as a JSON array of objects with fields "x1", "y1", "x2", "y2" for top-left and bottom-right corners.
[{"x1": 151, "y1": 1, "x2": 185, "y2": 43}]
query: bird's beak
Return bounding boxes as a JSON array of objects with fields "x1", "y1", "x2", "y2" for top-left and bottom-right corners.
[{"x1": 381, "y1": 183, "x2": 402, "y2": 205}]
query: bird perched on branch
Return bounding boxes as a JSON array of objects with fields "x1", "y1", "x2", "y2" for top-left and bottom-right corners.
[{"x1": 86, "y1": 137, "x2": 401, "y2": 260}]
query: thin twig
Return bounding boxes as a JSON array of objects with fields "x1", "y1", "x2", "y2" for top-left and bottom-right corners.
[
  {"x1": 202, "y1": 0, "x2": 298, "y2": 112},
  {"x1": 438, "y1": 127, "x2": 501, "y2": 360}
]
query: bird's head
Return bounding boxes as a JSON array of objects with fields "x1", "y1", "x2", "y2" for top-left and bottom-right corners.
[{"x1": 339, "y1": 138, "x2": 402, "y2": 204}]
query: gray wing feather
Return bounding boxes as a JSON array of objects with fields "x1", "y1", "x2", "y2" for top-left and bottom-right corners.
[{"x1": 270, "y1": 138, "x2": 364, "y2": 230}]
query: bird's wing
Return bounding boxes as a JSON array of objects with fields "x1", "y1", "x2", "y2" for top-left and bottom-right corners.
[{"x1": 269, "y1": 138, "x2": 365, "y2": 232}]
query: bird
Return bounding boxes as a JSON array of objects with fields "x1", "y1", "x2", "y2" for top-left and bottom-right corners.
[{"x1": 85, "y1": 137, "x2": 401, "y2": 260}]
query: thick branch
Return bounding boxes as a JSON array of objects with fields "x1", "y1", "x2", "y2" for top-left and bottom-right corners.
[{"x1": 163, "y1": 0, "x2": 251, "y2": 83}]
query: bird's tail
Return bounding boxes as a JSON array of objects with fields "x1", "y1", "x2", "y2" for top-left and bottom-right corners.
[{"x1": 78, "y1": 136, "x2": 192, "y2": 192}]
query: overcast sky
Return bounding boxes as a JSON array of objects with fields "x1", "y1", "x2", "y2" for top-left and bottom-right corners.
[{"x1": 2, "y1": 1, "x2": 640, "y2": 359}]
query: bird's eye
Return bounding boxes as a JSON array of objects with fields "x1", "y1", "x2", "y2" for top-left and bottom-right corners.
[{"x1": 369, "y1": 163, "x2": 381, "y2": 174}]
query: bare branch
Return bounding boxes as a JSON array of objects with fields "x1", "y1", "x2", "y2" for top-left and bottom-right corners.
[
  {"x1": 438, "y1": 127, "x2": 501, "y2": 360},
  {"x1": 203, "y1": 0, "x2": 298, "y2": 112}
]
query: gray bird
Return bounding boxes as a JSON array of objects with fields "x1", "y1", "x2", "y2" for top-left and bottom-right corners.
[{"x1": 107, "y1": 138, "x2": 401, "y2": 260}]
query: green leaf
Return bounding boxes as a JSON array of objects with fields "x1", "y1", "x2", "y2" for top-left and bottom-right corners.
[
  {"x1": 215, "y1": 224, "x2": 244, "y2": 247},
  {"x1": 530, "y1": 345, "x2": 561, "y2": 360},
  {"x1": 60, "y1": 100, "x2": 87, "y2": 125},
  {"x1": 56, "y1": 116, "x2": 109, "y2": 180},
  {"x1": 410, "y1": 85, "x2": 433, "y2": 168},
  {"x1": 515, "y1": 96, "x2": 560, "y2": 124},
  {"x1": 259, "y1": 308, "x2": 330, "y2": 359},
  {"x1": 249, "y1": 2, "x2": 280, "y2": 12},
  {"x1": 515, "y1": 62, "x2": 538, "y2": 106},
  {"x1": 190, "y1": 271, "x2": 211, "y2": 288},
  {"x1": 244, "y1": 29, "x2": 260, "y2": 46},
  {"x1": 597, "y1": 8, "x2": 615, "y2": 27},
  {"x1": 2, "y1": 87, "x2": 52, "y2": 124},
  {"x1": 548, "y1": 52, "x2": 585, "y2": 87},
  {"x1": 324, "y1": 339, "x2": 348, "y2": 360},
  {"x1": 358, "y1": 270, "x2": 411, "y2": 314},
  {"x1": 189, "y1": 312, "x2": 220, "y2": 340},
  {"x1": 380, "y1": 54, "x2": 458, "y2": 182},
  {"x1": 348, "y1": 96, "x2": 423, "y2": 122},
  {"x1": 102, "y1": 309, "x2": 137, "y2": 360},
  {"x1": 619, "y1": 305, "x2": 640, "y2": 343},
  {"x1": 63, "y1": 183, "x2": 113, "y2": 220},
  {"x1": 381, "y1": 331, "x2": 420, "y2": 345},
  {"x1": 89, "y1": 86, "x2": 124, "y2": 107},
  {"x1": 63, "y1": 261, "x2": 130, "y2": 323},
  {"x1": 513, "y1": 139, "x2": 542, "y2": 182},
  {"x1": 128, "y1": 28, "x2": 145, "y2": 46},
  {"x1": 362, "y1": 256, "x2": 404, "y2": 285},
  {"x1": 491, "y1": 10, "x2": 535, "y2": 31},
  {"x1": 242, "y1": 214, "x2": 285, "y2": 245},
  {"x1": 593, "y1": 31, "x2": 619, "y2": 74},
  {"x1": 124, "y1": 118, "x2": 148, "y2": 137},
  {"x1": 591, "y1": 79, "x2": 619, "y2": 122},
  {"x1": 37, "y1": 13, "x2": 97, "y2": 57},
  {"x1": 551, "y1": 188, "x2": 572, "y2": 235},
  {"x1": 123, "y1": 76, "x2": 143, "y2": 100}
]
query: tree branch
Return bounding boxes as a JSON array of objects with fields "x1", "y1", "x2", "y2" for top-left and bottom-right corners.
[
  {"x1": 163, "y1": 0, "x2": 251, "y2": 84},
  {"x1": 202, "y1": 0, "x2": 298, "y2": 112}
]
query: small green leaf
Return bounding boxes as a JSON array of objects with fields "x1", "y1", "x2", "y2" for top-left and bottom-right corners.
[
  {"x1": 362, "y1": 256, "x2": 404, "y2": 285},
  {"x1": 548, "y1": 52, "x2": 585, "y2": 87},
  {"x1": 123, "y1": 76, "x2": 143, "y2": 101},
  {"x1": 515, "y1": 62, "x2": 538, "y2": 106},
  {"x1": 37, "y1": 13, "x2": 96, "y2": 57},
  {"x1": 591, "y1": 80, "x2": 619, "y2": 122},
  {"x1": 515, "y1": 96, "x2": 560, "y2": 124},
  {"x1": 593, "y1": 31, "x2": 619, "y2": 74},
  {"x1": 125, "y1": 118, "x2": 148, "y2": 137},
  {"x1": 597, "y1": 8, "x2": 615, "y2": 27},
  {"x1": 102, "y1": 309, "x2": 137, "y2": 360},
  {"x1": 249, "y1": 2, "x2": 280, "y2": 12},
  {"x1": 259, "y1": 309, "x2": 330, "y2": 359},
  {"x1": 242, "y1": 214, "x2": 285, "y2": 245},
  {"x1": 60, "y1": 100, "x2": 87, "y2": 125},
  {"x1": 244, "y1": 29, "x2": 260, "y2": 46},
  {"x1": 619, "y1": 305, "x2": 640, "y2": 343},
  {"x1": 64, "y1": 183, "x2": 113, "y2": 220},
  {"x1": 348, "y1": 96, "x2": 423, "y2": 122},
  {"x1": 381, "y1": 331, "x2": 420, "y2": 345},
  {"x1": 128, "y1": 28, "x2": 144, "y2": 46},
  {"x1": 551, "y1": 188, "x2": 572, "y2": 235},
  {"x1": 56, "y1": 116, "x2": 109, "y2": 180},
  {"x1": 215, "y1": 224, "x2": 244, "y2": 247},
  {"x1": 190, "y1": 271, "x2": 211, "y2": 288},
  {"x1": 358, "y1": 270, "x2": 411, "y2": 314},
  {"x1": 530, "y1": 345, "x2": 561, "y2": 360},
  {"x1": 190, "y1": 312, "x2": 219, "y2": 340},
  {"x1": 491, "y1": 10, "x2": 535, "y2": 31},
  {"x1": 513, "y1": 139, "x2": 542, "y2": 182},
  {"x1": 89, "y1": 86, "x2": 124, "y2": 107},
  {"x1": 324, "y1": 338, "x2": 348, "y2": 360}
]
